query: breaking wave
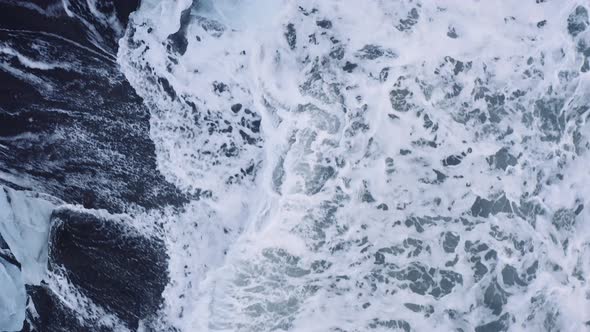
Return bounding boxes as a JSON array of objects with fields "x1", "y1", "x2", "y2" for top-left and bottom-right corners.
[{"x1": 117, "y1": 1, "x2": 590, "y2": 331}]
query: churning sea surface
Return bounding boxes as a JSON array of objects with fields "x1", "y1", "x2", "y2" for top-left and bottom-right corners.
[{"x1": 2, "y1": 0, "x2": 590, "y2": 331}]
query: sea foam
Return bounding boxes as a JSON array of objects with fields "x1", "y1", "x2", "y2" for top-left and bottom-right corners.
[{"x1": 119, "y1": 1, "x2": 590, "y2": 331}]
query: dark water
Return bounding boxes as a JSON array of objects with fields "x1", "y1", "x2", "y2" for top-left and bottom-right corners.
[{"x1": 0, "y1": 1, "x2": 181, "y2": 330}]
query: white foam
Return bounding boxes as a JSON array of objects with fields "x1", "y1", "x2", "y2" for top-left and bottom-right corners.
[
  {"x1": 0, "y1": 257, "x2": 25, "y2": 332},
  {"x1": 120, "y1": 0, "x2": 590, "y2": 330},
  {"x1": 0, "y1": 186, "x2": 58, "y2": 285}
]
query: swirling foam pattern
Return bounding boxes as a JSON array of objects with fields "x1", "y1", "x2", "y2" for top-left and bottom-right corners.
[{"x1": 119, "y1": 1, "x2": 590, "y2": 331}]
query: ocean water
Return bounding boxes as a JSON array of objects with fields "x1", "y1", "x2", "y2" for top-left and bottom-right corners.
[
  {"x1": 115, "y1": 1, "x2": 590, "y2": 331},
  {"x1": 3, "y1": 0, "x2": 590, "y2": 331}
]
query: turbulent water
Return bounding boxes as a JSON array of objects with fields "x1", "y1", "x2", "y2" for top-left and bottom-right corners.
[{"x1": 2, "y1": 0, "x2": 590, "y2": 331}]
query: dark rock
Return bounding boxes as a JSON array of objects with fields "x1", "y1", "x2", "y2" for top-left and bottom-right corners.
[
  {"x1": 48, "y1": 208, "x2": 169, "y2": 329},
  {"x1": 487, "y1": 147, "x2": 517, "y2": 171},
  {"x1": 567, "y1": 6, "x2": 589, "y2": 37}
]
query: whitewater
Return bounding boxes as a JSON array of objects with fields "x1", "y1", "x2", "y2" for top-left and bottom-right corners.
[{"x1": 113, "y1": 0, "x2": 590, "y2": 331}]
